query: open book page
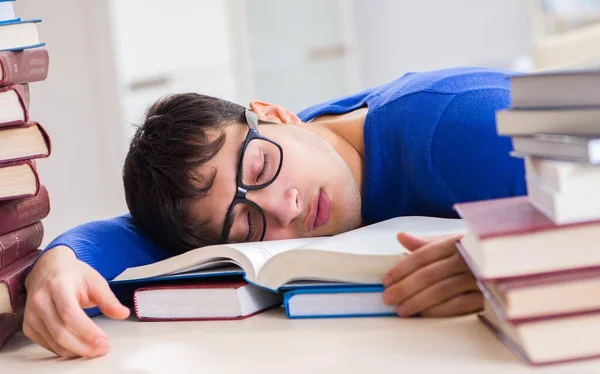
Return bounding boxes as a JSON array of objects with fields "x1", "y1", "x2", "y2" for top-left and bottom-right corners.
[
  {"x1": 299, "y1": 216, "x2": 467, "y2": 255},
  {"x1": 112, "y1": 237, "x2": 321, "y2": 282},
  {"x1": 226, "y1": 237, "x2": 323, "y2": 276}
]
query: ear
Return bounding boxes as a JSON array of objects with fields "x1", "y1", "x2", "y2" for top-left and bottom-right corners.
[{"x1": 249, "y1": 100, "x2": 302, "y2": 125}]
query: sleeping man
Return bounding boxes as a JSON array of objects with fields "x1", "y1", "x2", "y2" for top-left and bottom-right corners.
[{"x1": 24, "y1": 67, "x2": 526, "y2": 358}]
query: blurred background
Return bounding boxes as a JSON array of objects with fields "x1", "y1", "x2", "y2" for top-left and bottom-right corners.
[{"x1": 13, "y1": 0, "x2": 600, "y2": 245}]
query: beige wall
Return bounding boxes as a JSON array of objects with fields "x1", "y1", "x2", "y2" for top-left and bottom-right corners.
[{"x1": 14, "y1": 0, "x2": 127, "y2": 246}]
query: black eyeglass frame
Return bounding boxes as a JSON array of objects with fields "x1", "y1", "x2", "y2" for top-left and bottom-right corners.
[{"x1": 219, "y1": 109, "x2": 284, "y2": 243}]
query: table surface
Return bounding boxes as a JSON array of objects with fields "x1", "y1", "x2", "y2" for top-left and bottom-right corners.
[{"x1": 2, "y1": 308, "x2": 600, "y2": 374}]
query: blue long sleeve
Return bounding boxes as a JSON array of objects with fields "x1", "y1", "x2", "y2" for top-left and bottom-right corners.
[{"x1": 45, "y1": 214, "x2": 169, "y2": 281}]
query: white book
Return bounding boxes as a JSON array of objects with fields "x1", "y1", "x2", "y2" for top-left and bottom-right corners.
[
  {"x1": 524, "y1": 157, "x2": 600, "y2": 193},
  {"x1": 527, "y1": 176, "x2": 600, "y2": 224},
  {"x1": 0, "y1": 19, "x2": 42, "y2": 51},
  {"x1": 511, "y1": 134, "x2": 600, "y2": 164},
  {"x1": 496, "y1": 107, "x2": 600, "y2": 136},
  {"x1": 284, "y1": 286, "x2": 396, "y2": 318},
  {"x1": 0, "y1": 1, "x2": 17, "y2": 24},
  {"x1": 510, "y1": 69, "x2": 600, "y2": 109},
  {"x1": 112, "y1": 216, "x2": 467, "y2": 291}
]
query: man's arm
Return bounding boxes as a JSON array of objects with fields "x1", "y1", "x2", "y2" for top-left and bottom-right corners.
[
  {"x1": 24, "y1": 214, "x2": 170, "y2": 358},
  {"x1": 43, "y1": 214, "x2": 170, "y2": 280}
]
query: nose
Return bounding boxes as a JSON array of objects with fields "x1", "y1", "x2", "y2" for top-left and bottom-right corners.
[{"x1": 247, "y1": 186, "x2": 301, "y2": 228}]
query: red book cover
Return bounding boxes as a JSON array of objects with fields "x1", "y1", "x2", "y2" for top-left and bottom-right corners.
[
  {"x1": 0, "y1": 251, "x2": 40, "y2": 316},
  {"x1": 0, "y1": 185, "x2": 49, "y2": 236},
  {"x1": 453, "y1": 196, "x2": 600, "y2": 240},
  {"x1": 0, "y1": 308, "x2": 24, "y2": 350},
  {"x1": 0, "y1": 48, "x2": 49, "y2": 86},
  {"x1": 478, "y1": 314, "x2": 600, "y2": 366},
  {"x1": 0, "y1": 84, "x2": 29, "y2": 128},
  {"x1": 0, "y1": 122, "x2": 52, "y2": 165},
  {"x1": 0, "y1": 161, "x2": 41, "y2": 202},
  {"x1": 133, "y1": 281, "x2": 279, "y2": 322},
  {"x1": 0, "y1": 222, "x2": 43, "y2": 270},
  {"x1": 494, "y1": 266, "x2": 600, "y2": 293}
]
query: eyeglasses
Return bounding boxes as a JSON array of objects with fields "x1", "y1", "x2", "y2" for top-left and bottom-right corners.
[{"x1": 219, "y1": 109, "x2": 284, "y2": 244}]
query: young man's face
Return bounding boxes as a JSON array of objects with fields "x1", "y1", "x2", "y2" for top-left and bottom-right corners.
[{"x1": 188, "y1": 118, "x2": 362, "y2": 243}]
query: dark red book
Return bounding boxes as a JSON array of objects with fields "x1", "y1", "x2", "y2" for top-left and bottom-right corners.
[
  {"x1": 0, "y1": 48, "x2": 49, "y2": 86},
  {"x1": 0, "y1": 251, "x2": 40, "y2": 315},
  {"x1": 453, "y1": 196, "x2": 600, "y2": 279},
  {"x1": 457, "y1": 241, "x2": 600, "y2": 322},
  {"x1": 479, "y1": 297, "x2": 600, "y2": 365},
  {"x1": 0, "y1": 161, "x2": 42, "y2": 202},
  {"x1": 0, "y1": 84, "x2": 29, "y2": 128},
  {"x1": 133, "y1": 280, "x2": 281, "y2": 322},
  {"x1": 0, "y1": 222, "x2": 43, "y2": 270},
  {"x1": 0, "y1": 308, "x2": 24, "y2": 350},
  {"x1": 0, "y1": 185, "x2": 49, "y2": 236},
  {"x1": 0, "y1": 122, "x2": 51, "y2": 165}
]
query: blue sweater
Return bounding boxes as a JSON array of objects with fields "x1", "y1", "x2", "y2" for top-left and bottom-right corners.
[{"x1": 46, "y1": 67, "x2": 526, "y2": 314}]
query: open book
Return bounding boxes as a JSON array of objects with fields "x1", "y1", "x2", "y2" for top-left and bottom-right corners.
[{"x1": 111, "y1": 216, "x2": 466, "y2": 291}]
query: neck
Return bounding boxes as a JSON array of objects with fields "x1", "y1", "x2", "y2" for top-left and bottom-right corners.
[{"x1": 302, "y1": 108, "x2": 367, "y2": 193}]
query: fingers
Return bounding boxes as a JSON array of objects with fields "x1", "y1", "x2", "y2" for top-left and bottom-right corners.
[
  {"x1": 23, "y1": 310, "x2": 76, "y2": 358},
  {"x1": 22, "y1": 314, "x2": 56, "y2": 355},
  {"x1": 38, "y1": 293, "x2": 104, "y2": 357},
  {"x1": 383, "y1": 235, "x2": 462, "y2": 287},
  {"x1": 85, "y1": 273, "x2": 130, "y2": 320},
  {"x1": 383, "y1": 253, "x2": 468, "y2": 305},
  {"x1": 395, "y1": 273, "x2": 479, "y2": 317},
  {"x1": 53, "y1": 282, "x2": 110, "y2": 349},
  {"x1": 420, "y1": 291, "x2": 483, "y2": 318},
  {"x1": 396, "y1": 232, "x2": 429, "y2": 251}
]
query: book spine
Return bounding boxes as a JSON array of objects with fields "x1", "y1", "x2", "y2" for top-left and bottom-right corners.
[
  {"x1": 0, "y1": 308, "x2": 24, "y2": 350},
  {"x1": 0, "y1": 185, "x2": 49, "y2": 236},
  {"x1": 0, "y1": 48, "x2": 49, "y2": 86},
  {"x1": 0, "y1": 221, "x2": 43, "y2": 269},
  {"x1": 0, "y1": 251, "x2": 40, "y2": 315},
  {"x1": 0, "y1": 84, "x2": 29, "y2": 128}
]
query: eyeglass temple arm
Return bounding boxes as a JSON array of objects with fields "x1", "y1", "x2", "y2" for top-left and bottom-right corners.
[{"x1": 245, "y1": 109, "x2": 259, "y2": 130}]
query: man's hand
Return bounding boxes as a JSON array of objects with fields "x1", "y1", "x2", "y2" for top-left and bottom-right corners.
[
  {"x1": 23, "y1": 246, "x2": 130, "y2": 358},
  {"x1": 382, "y1": 233, "x2": 482, "y2": 318}
]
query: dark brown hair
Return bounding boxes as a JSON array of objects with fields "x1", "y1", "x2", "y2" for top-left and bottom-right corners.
[{"x1": 122, "y1": 93, "x2": 245, "y2": 254}]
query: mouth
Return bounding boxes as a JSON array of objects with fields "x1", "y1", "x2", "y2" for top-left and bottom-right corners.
[{"x1": 303, "y1": 189, "x2": 331, "y2": 232}]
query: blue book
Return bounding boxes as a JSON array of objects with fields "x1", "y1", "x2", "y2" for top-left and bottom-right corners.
[
  {"x1": 0, "y1": 0, "x2": 19, "y2": 25},
  {"x1": 283, "y1": 286, "x2": 397, "y2": 319},
  {"x1": 0, "y1": 19, "x2": 45, "y2": 52},
  {"x1": 109, "y1": 216, "x2": 466, "y2": 295}
]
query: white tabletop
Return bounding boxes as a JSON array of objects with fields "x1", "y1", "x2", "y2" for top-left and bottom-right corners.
[{"x1": 1, "y1": 308, "x2": 600, "y2": 374}]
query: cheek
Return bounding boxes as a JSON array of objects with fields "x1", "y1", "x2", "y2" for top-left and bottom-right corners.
[{"x1": 263, "y1": 226, "x2": 298, "y2": 241}]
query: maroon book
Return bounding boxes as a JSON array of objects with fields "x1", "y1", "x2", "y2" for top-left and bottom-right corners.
[
  {"x1": 0, "y1": 122, "x2": 52, "y2": 165},
  {"x1": 0, "y1": 161, "x2": 42, "y2": 202},
  {"x1": 0, "y1": 222, "x2": 43, "y2": 270},
  {"x1": 0, "y1": 308, "x2": 24, "y2": 350},
  {"x1": 0, "y1": 84, "x2": 29, "y2": 128},
  {"x1": 133, "y1": 281, "x2": 281, "y2": 322},
  {"x1": 0, "y1": 251, "x2": 40, "y2": 316},
  {"x1": 0, "y1": 48, "x2": 49, "y2": 86},
  {"x1": 453, "y1": 196, "x2": 600, "y2": 239},
  {"x1": 0, "y1": 185, "x2": 49, "y2": 236},
  {"x1": 478, "y1": 313, "x2": 600, "y2": 366}
]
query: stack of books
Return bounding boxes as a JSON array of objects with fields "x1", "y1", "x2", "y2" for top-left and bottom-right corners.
[
  {"x1": 0, "y1": 1, "x2": 50, "y2": 349},
  {"x1": 455, "y1": 69, "x2": 600, "y2": 365},
  {"x1": 109, "y1": 216, "x2": 466, "y2": 321}
]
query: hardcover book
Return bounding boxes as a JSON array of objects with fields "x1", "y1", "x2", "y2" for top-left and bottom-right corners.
[{"x1": 111, "y1": 216, "x2": 467, "y2": 292}]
